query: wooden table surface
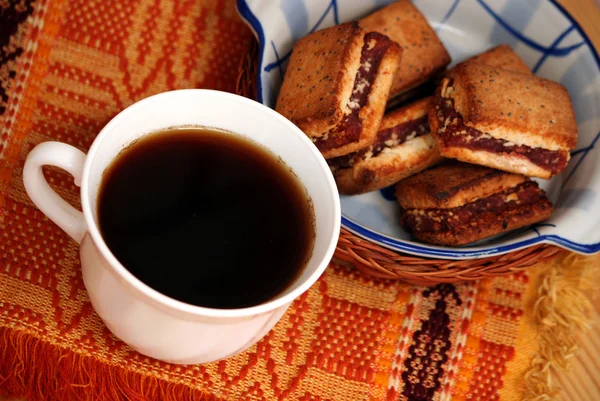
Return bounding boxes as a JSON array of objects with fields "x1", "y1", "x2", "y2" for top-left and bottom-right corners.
[
  {"x1": 551, "y1": 3, "x2": 600, "y2": 401},
  {"x1": 1, "y1": 1, "x2": 599, "y2": 401}
]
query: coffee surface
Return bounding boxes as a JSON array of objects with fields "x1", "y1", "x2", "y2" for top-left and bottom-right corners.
[{"x1": 98, "y1": 128, "x2": 314, "y2": 309}]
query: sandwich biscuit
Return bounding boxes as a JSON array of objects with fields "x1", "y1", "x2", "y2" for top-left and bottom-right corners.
[
  {"x1": 360, "y1": 0, "x2": 451, "y2": 102},
  {"x1": 329, "y1": 97, "x2": 442, "y2": 194},
  {"x1": 276, "y1": 22, "x2": 402, "y2": 159},
  {"x1": 429, "y1": 63, "x2": 577, "y2": 178},
  {"x1": 395, "y1": 162, "x2": 554, "y2": 246}
]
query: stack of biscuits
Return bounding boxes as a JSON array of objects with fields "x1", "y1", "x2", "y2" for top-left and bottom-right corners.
[{"x1": 275, "y1": 0, "x2": 577, "y2": 246}]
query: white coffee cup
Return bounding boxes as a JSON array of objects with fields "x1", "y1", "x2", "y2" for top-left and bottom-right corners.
[{"x1": 23, "y1": 89, "x2": 341, "y2": 364}]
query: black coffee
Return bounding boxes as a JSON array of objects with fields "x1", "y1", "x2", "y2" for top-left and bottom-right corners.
[{"x1": 97, "y1": 128, "x2": 314, "y2": 309}]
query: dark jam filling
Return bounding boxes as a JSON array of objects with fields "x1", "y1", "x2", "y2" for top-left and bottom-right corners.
[
  {"x1": 328, "y1": 116, "x2": 429, "y2": 169},
  {"x1": 313, "y1": 32, "x2": 391, "y2": 152},
  {"x1": 385, "y1": 74, "x2": 442, "y2": 111},
  {"x1": 401, "y1": 181, "x2": 547, "y2": 233},
  {"x1": 433, "y1": 82, "x2": 568, "y2": 174}
]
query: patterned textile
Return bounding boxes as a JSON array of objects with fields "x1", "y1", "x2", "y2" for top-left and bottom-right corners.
[{"x1": 0, "y1": 1, "x2": 596, "y2": 400}]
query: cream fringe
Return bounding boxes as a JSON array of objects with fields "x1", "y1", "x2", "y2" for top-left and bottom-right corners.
[{"x1": 523, "y1": 253, "x2": 599, "y2": 400}]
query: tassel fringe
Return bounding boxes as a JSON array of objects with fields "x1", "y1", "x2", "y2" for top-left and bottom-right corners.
[
  {"x1": 0, "y1": 328, "x2": 220, "y2": 401},
  {"x1": 523, "y1": 253, "x2": 598, "y2": 400}
]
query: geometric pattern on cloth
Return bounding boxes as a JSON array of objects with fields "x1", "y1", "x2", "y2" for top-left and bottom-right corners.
[{"x1": 0, "y1": 1, "x2": 591, "y2": 400}]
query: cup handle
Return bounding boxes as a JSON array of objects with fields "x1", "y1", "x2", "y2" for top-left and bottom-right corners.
[{"x1": 23, "y1": 142, "x2": 87, "y2": 244}]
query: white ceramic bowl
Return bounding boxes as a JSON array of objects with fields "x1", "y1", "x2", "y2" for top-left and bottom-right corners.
[{"x1": 238, "y1": 0, "x2": 600, "y2": 259}]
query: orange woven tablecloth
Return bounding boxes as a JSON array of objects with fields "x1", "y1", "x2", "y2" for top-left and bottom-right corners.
[{"x1": 0, "y1": 1, "x2": 598, "y2": 400}]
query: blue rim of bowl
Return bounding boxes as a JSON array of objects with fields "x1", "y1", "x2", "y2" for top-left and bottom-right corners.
[{"x1": 236, "y1": 0, "x2": 600, "y2": 258}]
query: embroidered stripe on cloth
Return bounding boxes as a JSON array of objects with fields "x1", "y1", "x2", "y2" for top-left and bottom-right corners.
[{"x1": 0, "y1": 1, "x2": 596, "y2": 400}]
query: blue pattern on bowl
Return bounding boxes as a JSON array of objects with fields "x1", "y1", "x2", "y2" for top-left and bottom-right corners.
[{"x1": 237, "y1": 0, "x2": 600, "y2": 259}]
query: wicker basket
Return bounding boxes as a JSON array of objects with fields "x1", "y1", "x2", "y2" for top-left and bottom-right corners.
[{"x1": 235, "y1": 39, "x2": 563, "y2": 286}]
